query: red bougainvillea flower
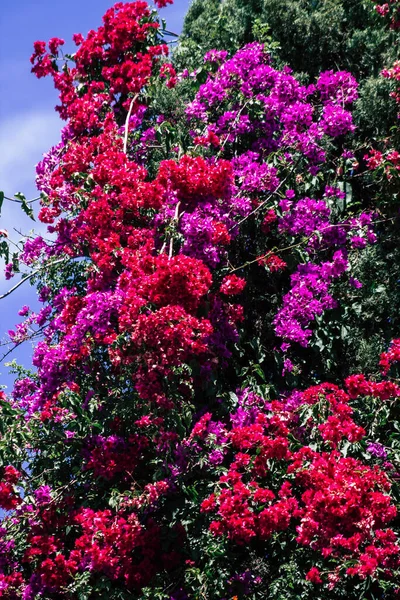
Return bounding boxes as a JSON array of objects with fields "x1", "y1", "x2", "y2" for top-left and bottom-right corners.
[
  {"x1": 154, "y1": 0, "x2": 173, "y2": 8},
  {"x1": 220, "y1": 274, "x2": 246, "y2": 295},
  {"x1": 306, "y1": 567, "x2": 323, "y2": 584}
]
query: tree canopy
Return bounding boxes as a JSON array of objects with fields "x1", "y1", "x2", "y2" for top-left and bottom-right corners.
[{"x1": 0, "y1": 1, "x2": 399, "y2": 598}]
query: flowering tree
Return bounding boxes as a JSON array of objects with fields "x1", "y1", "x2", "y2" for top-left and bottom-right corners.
[{"x1": 0, "y1": 1, "x2": 399, "y2": 599}]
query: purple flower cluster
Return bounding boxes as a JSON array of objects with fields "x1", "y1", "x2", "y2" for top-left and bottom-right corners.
[
  {"x1": 278, "y1": 194, "x2": 376, "y2": 253},
  {"x1": 367, "y1": 442, "x2": 388, "y2": 459},
  {"x1": 155, "y1": 170, "x2": 251, "y2": 268},
  {"x1": 317, "y1": 70, "x2": 359, "y2": 105},
  {"x1": 20, "y1": 236, "x2": 49, "y2": 265},
  {"x1": 233, "y1": 152, "x2": 279, "y2": 194},
  {"x1": 274, "y1": 250, "x2": 349, "y2": 349},
  {"x1": 4, "y1": 263, "x2": 14, "y2": 280},
  {"x1": 321, "y1": 104, "x2": 355, "y2": 137},
  {"x1": 35, "y1": 125, "x2": 74, "y2": 209},
  {"x1": 230, "y1": 388, "x2": 269, "y2": 428},
  {"x1": 186, "y1": 43, "x2": 357, "y2": 177},
  {"x1": 279, "y1": 196, "x2": 331, "y2": 237}
]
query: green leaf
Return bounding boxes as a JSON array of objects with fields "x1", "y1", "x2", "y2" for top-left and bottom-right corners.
[
  {"x1": 341, "y1": 439, "x2": 351, "y2": 457},
  {"x1": 0, "y1": 240, "x2": 9, "y2": 263},
  {"x1": 14, "y1": 192, "x2": 35, "y2": 220},
  {"x1": 22, "y1": 201, "x2": 35, "y2": 220}
]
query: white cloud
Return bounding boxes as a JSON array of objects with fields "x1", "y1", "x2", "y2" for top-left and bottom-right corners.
[
  {"x1": 0, "y1": 109, "x2": 61, "y2": 195},
  {"x1": 0, "y1": 109, "x2": 61, "y2": 286}
]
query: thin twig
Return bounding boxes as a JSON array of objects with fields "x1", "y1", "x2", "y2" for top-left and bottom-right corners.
[
  {"x1": 0, "y1": 257, "x2": 67, "y2": 302},
  {"x1": 0, "y1": 324, "x2": 48, "y2": 364},
  {"x1": 0, "y1": 270, "x2": 40, "y2": 301},
  {"x1": 2, "y1": 236, "x2": 24, "y2": 254},
  {"x1": 229, "y1": 160, "x2": 299, "y2": 233},
  {"x1": 229, "y1": 216, "x2": 396, "y2": 273},
  {"x1": 160, "y1": 29, "x2": 179, "y2": 38},
  {"x1": 168, "y1": 201, "x2": 181, "y2": 259},
  {"x1": 3, "y1": 195, "x2": 41, "y2": 205},
  {"x1": 217, "y1": 100, "x2": 250, "y2": 157},
  {"x1": 1, "y1": 335, "x2": 35, "y2": 364},
  {"x1": 13, "y1": 228, "x2": 54, "y2": 245},
  {"x1": 123, "y1": 95, "x2": 139, "y2": 154}
]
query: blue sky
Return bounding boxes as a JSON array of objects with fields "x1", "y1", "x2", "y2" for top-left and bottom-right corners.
[{"x1": 0, "y1": 0, "x2": 190, "y2": 391}]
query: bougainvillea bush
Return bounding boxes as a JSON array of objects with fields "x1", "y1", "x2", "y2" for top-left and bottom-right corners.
[{"x1": 0, "y1": 1, "x2": 399, "y2": 598}]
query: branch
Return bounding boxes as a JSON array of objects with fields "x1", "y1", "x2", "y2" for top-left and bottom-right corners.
[
  {"x1": 13, "y1": 228, "x2": 53, "y2": 244},
  {"x1": 217, "y1": 100, "x2": 250, "y2": 157},
  {"x1": 0, "y1": 270, "x2": 40, "y2": 301},
  {"x1": 123, "y1": 94, "x2": 139, "y2": 154},
  {"x1": 0, "y1": 257, "x2": 67, "y2": 302},
  {"x1": 229, "y1": 160, "x2": 299, "y2": 234},
  {"x1": 0, "y1": 326, "x2": 46, "y2": 363},
  {"x1": 229, "y1": 217, "x2": 395, "y2": 273},
  {"x1": 160, "y1": 29, "x2": 179, "y2": 38},
  {"x1": 168, "y1": 201, "x2": 181, "y2": 259},
  {"x1": 4, "y1": 195, "x2": 41, "y2": 205}
]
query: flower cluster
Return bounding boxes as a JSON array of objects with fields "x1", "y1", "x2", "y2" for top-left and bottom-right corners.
[
  {"x1": 379, "y1": 338, "x2": 400, "y2": 375},
  {"x1": 372, "y1": 0, "x2": 400, "y2": 29},
  {"x1": 200, "y1": 375, "x2": 400, "y2": 589},
  {"x1": 274, "y1": 251, "x2": 349, "y2": 349}
]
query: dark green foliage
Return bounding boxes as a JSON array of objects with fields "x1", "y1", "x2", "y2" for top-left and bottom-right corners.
[
  {"x1": 179, "y1": 0, "x2": 398, "y2": 141},
  {"x1": 339, "y1": 220, "x2": 400, "y2": 374},
  {"x1": 175, "y1": 0, "x2": 265, "y2": 70},
  {"x1": 181, "y1": 0, "x2": 397, "y2": 77}
]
